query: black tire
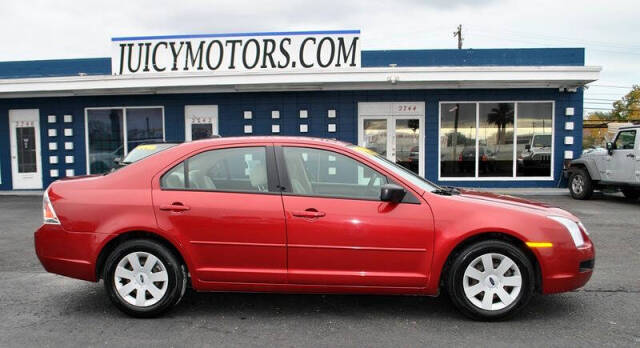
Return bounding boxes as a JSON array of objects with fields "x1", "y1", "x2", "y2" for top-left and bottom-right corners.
[
  {"x1": 103, "y1": 239, "x2": 187, "y2": 318},
  {"x1": 621, "y1": 187, "x2": 640, "y2": 200},
  {"x1": 446, "y1": 240, "x2": 535, "y2": 321},
  {"x1": 568, "y1": 168, "x2": 593, "y2": 200}
]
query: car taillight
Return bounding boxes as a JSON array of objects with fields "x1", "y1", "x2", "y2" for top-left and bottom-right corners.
[
  {"x1": 458, "y1": 153, "x2": 463, "y2": 162},
  {"x1": 43, "y1": 189, "x2": 60, "y2": 225},
  {"x1": 481, "y1": 154, "x2": 488, "y2": 162}
]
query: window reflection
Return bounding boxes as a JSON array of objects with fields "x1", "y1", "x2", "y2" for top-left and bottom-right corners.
[
  {"x1": 87, "y1": 107, "x2": 165, "y2": 174},
  {"x1": 516, "y1": 103, "x2": 553, "y2": 177},
  {"x1": 87, "y1": 109, "x2": 124, "y2": 174},
  {"x1": 362, "y1": 119, "x2": 388, "y2": 156},
  {"x1": 126, "y1": 108, "x2": 164, "y2": 151},
  {"x1": 440, "y1": 103, "x2": 476, "y2": 177},
  {"x1": 479, "y1": 103, "x2": 514, "y2": 177},
  {"x1": 440, "y1": 101, "x2": 554, "y2": 179}
]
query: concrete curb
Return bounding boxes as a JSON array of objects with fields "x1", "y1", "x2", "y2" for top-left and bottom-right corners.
[
  {"x1": 460, "y1": 188, "x2": 569, "y2": 196},
  {"x1": 0, "y1": 190, "x2": 44, "y2": 197}
]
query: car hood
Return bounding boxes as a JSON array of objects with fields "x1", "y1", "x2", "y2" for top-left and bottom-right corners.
[{"x1": 453, "y1": 188, "x2": 576, "y2": 220}]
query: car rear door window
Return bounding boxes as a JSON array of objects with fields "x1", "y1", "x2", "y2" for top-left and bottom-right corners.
[
  {"x1": 161, "y1": 147, "x2": 270, "y2": 193},
  {"x1": 282, "y1": 147, "x2": 388, "y2": 200}
]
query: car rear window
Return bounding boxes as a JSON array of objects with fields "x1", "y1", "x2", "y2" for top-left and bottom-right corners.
[{"x1": 123, "y1": 143, "x2": 178, "y2": 164}]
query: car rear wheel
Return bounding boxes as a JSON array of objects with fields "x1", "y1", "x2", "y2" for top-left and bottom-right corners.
[
  {"x1": 446, "y1": 240, "x2": 535, "y2": 321},
  {"x1": 103, "y1": 239, "x2": 187, "y2": 318},
  {"x1": 621, "y1": 187, "x2": 640, "y2": 200},
  {"x1": 569, "y1": 168, "x2": 593, "y2": 200}
]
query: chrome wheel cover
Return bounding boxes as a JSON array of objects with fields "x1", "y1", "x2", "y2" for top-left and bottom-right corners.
[
  {"x1": 572, "y1": 175, "x2": 584, "y2": 195},
  {"x1": 114, "y1": 252, "x2": 168, "y2": 307},
  {"x1": 462, "y1": 253, "x2": 522, "y2": 311}
]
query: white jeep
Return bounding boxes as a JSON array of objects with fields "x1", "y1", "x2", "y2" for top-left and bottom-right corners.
[{"x1": 566, "y1": 125, "x2": 640, "y2": 200}]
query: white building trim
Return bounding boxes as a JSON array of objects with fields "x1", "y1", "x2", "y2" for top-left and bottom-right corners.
[{"x1": 0, "y1": 66, "x2": 601, "y2": 98}]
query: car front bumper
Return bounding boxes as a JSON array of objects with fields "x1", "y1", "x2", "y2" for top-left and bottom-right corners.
[{"x1": 537, "y1": 239, "x2": 595, "y2": 294}]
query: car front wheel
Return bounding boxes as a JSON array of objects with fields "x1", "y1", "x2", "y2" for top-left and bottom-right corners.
[
  {"x1": 103, "y1": 239, "x2": 187, "y2": 318},
  {"x1": 446, "y1": 240, "x2": 535, "y2": 321},
  {"x1": 569, "y1": 168, "x2": 593, "y2": 200}
]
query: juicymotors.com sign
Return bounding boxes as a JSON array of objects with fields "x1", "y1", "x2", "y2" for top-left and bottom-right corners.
[{"x1": 111, "y1": 30, "x2": 360, "y2": 75}]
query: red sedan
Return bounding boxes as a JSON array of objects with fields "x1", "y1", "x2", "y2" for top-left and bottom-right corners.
[{"x1": 35, "y1": 137, "x2": 594, "y2": 320}]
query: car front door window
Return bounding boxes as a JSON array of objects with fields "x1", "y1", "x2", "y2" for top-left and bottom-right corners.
[{"x1": 282, "y1": 147, "x2": 388, "y2": 200}]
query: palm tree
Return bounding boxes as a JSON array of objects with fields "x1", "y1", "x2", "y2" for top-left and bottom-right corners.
[{"x1": 487, "y1": 103, "x2": 514, "y2": 144}]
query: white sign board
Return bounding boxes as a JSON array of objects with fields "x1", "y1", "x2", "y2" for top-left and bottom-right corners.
[{"x1": 112, "y1": 30, "x2": 360, "y2": 76}]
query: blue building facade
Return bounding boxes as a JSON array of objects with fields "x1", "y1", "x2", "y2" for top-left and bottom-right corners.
[{"x1": 0, "y1": 46, "x2": 598, "y2": 191}]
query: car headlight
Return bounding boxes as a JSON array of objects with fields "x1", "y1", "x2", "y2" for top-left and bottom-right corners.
[{"x1": 548, "y1": 216, "x2": 584, "y2": 247}]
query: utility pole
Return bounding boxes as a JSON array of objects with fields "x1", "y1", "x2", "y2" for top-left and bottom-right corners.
[{"x1": 453, "y1": 24, "x2": 463, "y2": 49}]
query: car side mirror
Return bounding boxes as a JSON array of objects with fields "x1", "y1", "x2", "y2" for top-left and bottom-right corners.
[
  {"x1": 380, "y1": 184, "x2": 406, "y2": 203},
  {"x1": 113, "y1": 157, "x2": 122, "y2": 165},
  {"x1": 606, "y1": 142, "x2": 614, "y2": 154},
  {"x1": 525, "y1": 144, "x2": 531, "y2": 151}
]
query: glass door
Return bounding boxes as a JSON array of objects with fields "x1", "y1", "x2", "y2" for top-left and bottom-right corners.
[
  {"x1": 394, "y1": 118, "x2": 421, "y2": 176},
  {"x1": 9, "y1": 109, "x2": 43, "y2": 189},
  {"x1": 185, "y1": 105, "x2": 218, "y2": 141},
  {"x1": 361, "y1": 118, "x2": 389, "y2": 157},
  {"x1": 359, "y1": 116, "x2": 424, "y2": 177}
]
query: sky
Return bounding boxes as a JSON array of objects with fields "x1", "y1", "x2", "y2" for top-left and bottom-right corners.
[{"x1": 1, "y1": 0, "x2": 638, "y2": 115}]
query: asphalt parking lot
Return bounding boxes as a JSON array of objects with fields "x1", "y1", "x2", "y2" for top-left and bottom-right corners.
[{"x1": 0, "y1": 193, "x2": 638, "y2": 347}]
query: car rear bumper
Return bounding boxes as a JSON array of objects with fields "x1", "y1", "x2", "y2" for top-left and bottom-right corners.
[
  {"x1": 34, "y1": 224, "x2": 100, "y2": 282},
  {"x1": 539, "y1": 240, "x2": 595, "y2": 294}
]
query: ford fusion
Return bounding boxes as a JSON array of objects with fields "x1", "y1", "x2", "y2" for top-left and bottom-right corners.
[{"x1": 35, "y1": 137, "x2": 594, "y2": 320}]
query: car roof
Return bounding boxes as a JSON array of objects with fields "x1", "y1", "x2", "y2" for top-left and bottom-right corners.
[
  {"x1": 188, "y1": 136, "x2": 351, "y2": 147},
  {"x1": 618, "y1": 125, "x2": 640, "y2": 130}
]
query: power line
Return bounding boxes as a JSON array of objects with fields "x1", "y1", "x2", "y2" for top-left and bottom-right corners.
[
  {"x1": 585, "y1": 107, "x2": 639, "y2": 111},
  {"x1": 468, "y1": 31, "x2": 640, "y2": 56},
  {"x1": 474, "y1": 27, "x2": 640, "y2": 50},
  {"x1": 589, "y1": 84, "x2": 634, "y2": 89},
  {"x1": 466, "y1": 26, "x2": 640, "y2": 53}
]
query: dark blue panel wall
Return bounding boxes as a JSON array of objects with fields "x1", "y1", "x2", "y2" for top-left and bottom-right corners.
[
  {"x1": 0, "y1": 58, "x2": 111, "y2": 79},
  {"x1": 362, "y1": 48, "x2": 585, "y2": 67},
  {"x1": 0, "y1": 88, "x2": 583, "y2": 190},
  {"x1": 0, "y1": 48, "x2": 585, "y2": 79}
]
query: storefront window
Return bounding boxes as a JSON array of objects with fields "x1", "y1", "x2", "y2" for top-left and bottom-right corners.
[
  {"x1": 87, "y1": 107, "x2": 164, "y2": 174},
  {"x1": 478, "y1": 103, "x2": 514, "y2": 177},
  {"x1": 440, "y1": 101, "x2": 553, "y2": 179},
  {"x1": 126, "y1": 108, "x2": 164, "y2": 151},
  {"x1": 87, "y1": 109, "x2": 124, "y2": 174},
  {"x1": 440, "y1": 103, "x2": 476, "y2": 177},
  {"x1": 516, "y1": 103, "x2": 553, "y2": 177}
]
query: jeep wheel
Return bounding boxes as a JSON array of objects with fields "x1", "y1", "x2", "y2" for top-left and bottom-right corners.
[
  {"x1": 569, "y1": 168, "x2": 593, "y2": 200},
  {"x1": 621, "y1": 188, "x2": 640, "y2": 200}
]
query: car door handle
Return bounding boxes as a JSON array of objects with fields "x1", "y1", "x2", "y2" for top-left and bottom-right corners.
[
  {"x1": 159, "y1": 203, "x2": 190, "y2": 212},
  {"x1": 627, "y1": 154, "x2": 635, "y2": 158},
  {"x1": 291, "y1": 210, "x2": 326, "y2": 218}
]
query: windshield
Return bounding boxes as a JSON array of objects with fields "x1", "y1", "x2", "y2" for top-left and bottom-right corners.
[
  {"x1": 123, "y1": 143, "x2": 178, "y2": 164},
  {"x1": 349, "y1": 145, "x2": 440, "y2": 193},
  {"x1": 532, "y1": 135, "x2": 551, "y2": 147}
]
